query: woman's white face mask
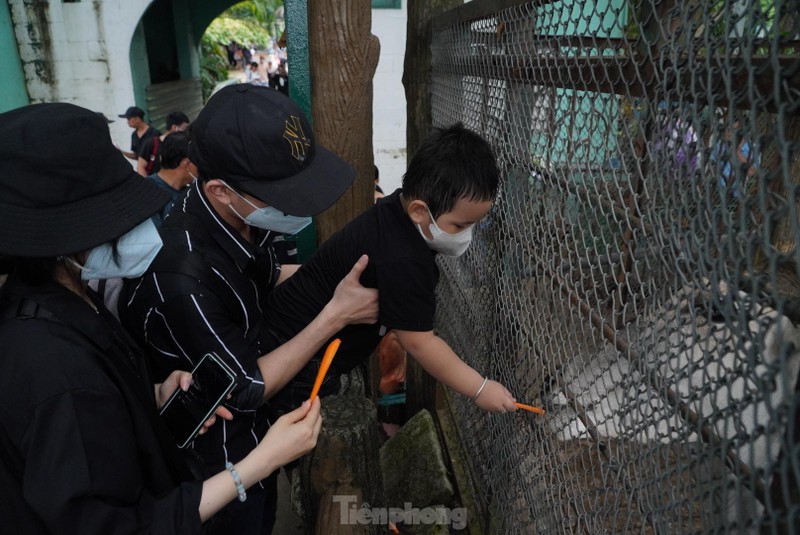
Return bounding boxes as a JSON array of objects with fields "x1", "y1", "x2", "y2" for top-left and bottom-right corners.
[{"x1": 66, "y1": 218, "x2": 163, "y2": 280}]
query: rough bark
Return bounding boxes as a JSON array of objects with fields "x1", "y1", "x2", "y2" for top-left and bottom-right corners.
[
  {"x1": 314, "y1": 486, "x2": 368, "y2": 535},
  {"x1": 402, "y1": 0, "x2": 461, "y2": 160},
  {"x1": 402, "y1": 0, "x2": 461, "y2": 418},
  {"x1": 308, "y1": 0, "x2": 380, "y2": 243},
  {"x1": 299, "y1": 394, "x2": 385, "y2": 534}
]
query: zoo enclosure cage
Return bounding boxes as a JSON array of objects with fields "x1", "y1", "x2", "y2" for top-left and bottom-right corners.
[{"x1": 428, "y1": 0, "x2": 800, "y2": 533}]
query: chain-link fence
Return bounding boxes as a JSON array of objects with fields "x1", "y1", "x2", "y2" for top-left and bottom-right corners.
[{"x1": 428, "y1": 1, "x2": 800, "y2": 533}]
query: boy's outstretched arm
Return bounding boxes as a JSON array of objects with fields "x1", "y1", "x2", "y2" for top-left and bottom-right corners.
[{"x1": 393, "y1": 330, "x2": 517, "y2": 412}]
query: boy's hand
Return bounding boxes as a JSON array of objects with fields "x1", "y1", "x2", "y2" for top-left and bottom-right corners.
[{"x1": 474, "y1": 380, "x2": 517, "y2": 413}]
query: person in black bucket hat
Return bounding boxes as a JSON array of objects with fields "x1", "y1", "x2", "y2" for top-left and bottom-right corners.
[
  {"x1": 0, "y1": 102, "x2": 325, "y2": 534},
  {"x1": 119, "y1": 85, "x2": 379, "y2": 534},
  {"x1": 0, "y1": 103, "x2": 168, "y2": 257}
]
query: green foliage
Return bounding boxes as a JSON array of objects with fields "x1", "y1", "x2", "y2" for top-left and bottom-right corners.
[
  {"x1": 228, "y1": 0, "x2": 283, "y2": 28},
  {"x1": 199, "y1": 40, "x2": 229, "y2": 101},
  {"x1": 198, "y1": 1, "x2": 283, "y2": 102},
  {"x1": 202, "y1": 16, "x2": 272, "y2": 49}
]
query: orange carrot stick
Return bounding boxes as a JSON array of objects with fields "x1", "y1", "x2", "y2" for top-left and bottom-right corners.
[
  {"x1": 309, "y1": 339, "x2": 341, "y2": 402},
  {"x1": 515, "y1": 402, "x2": 545, "y2": 414}
]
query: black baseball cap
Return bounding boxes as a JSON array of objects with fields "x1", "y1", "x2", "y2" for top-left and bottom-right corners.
[
  {"x1": 187, "y1": 84, "x2": 355, "y2": 217},
  {"x1": 118, "y1": 106, "x2": 145, "y2": 119}
]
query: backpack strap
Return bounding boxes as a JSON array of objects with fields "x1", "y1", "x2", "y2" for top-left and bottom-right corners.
[
  {"x1": 145, "y1": 136, "x2": 160, "y2": 175},
  {"x1": 0, "y1": 295, "x2": 54, "y2": 324}
]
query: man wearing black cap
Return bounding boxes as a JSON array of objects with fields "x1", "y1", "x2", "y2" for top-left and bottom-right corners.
[
  {"x1": 136, "y1": 111, "x2": 191, "y2": 177},
  {"x1": 118, "y1": 106, "x2": 160, "y2": 161},
  {"x1": 120, "y1": 85, "x2": 378, "y2": 534}
]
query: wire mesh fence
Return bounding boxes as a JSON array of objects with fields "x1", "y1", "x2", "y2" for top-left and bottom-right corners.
[{"x1": 428, "y1": 0, "x2": 800, "y2": 533}]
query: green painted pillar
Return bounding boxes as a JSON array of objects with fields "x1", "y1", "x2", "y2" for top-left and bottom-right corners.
[
  {"x1": 173, "y1": 0, "x2": 199, "y2": 79},
  {"x1": 0, "y1": 1, "x2": 29, "y2": 112},
  {"x1": 284, "y1": 0, "x2": 316, "y2": 261},
  {"x1": 285, "y1": 0, "x2": 311, "y2": 117},
  {"x1": 129, "y1": 22, "x2": 151, "y2": 112}
]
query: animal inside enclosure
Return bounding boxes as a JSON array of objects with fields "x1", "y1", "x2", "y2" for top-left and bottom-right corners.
[{"x1": 427, "y1": 0, "x2": 800, "y2": 533}]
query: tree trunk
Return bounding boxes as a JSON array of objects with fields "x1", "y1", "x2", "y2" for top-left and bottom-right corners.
[
  {"x1": 402, "y1": 0, "x2": 461, "y2": 417},
  {"x1": 403, "y1": 0, "x2": 461, "y2": 159},
  {"x1": 314, "y1": 486, "x2": 368, "y2": 535},
  {"x1": 308, "y1": 0, "x2": 379, "y2": 244},
  {"x1": 299, "y1": 394, "x2": 385, "y2": 534}
]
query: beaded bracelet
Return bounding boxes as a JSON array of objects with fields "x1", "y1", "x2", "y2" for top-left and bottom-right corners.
[
  {"x1": 225, "y1": 461, "x2": 247, "y2": 503},
  {"x1": 473, "y1": 377, "x2": 489, "y2": 401}
]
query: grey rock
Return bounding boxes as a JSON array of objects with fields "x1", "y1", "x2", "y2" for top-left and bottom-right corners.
[{"x1": 380, "y1": 409, "x2": 455, "y2": 509}]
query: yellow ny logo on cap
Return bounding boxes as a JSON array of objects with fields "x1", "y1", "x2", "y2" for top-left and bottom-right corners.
[{"x1": 283, "y1": 116, "x2": 311, "y2": 162}]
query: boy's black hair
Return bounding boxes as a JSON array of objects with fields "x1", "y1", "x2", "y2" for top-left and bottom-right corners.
[
  {"x1": 165, "y1": 111, "x2": 190, "y2": 131},
  {"x1": 159, "y1": 132, "x2": 189, "y2": 170},
  {"x1": 402, "y1": 123, "x2": 499, "y2": 218}
]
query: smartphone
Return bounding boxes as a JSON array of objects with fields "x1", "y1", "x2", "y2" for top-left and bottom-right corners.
[{"x1": 159, "y1": 353, "x2": 238, "y2": 448}]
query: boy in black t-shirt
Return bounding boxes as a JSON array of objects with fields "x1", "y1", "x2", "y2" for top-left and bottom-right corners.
[{"x1": 266, "y1": 124, "x2": 518, "y2": 415}]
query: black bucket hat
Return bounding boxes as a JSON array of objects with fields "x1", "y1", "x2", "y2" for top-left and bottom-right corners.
[
  {"x1": 187, "y1": 84, "x2": 355, "y2": 217},
  {"x1": 0, "y1": 103, "x2": 170, "y2": 257}
]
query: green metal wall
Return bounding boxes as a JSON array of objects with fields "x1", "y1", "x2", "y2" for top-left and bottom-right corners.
[
  {"x1": 0, "y1": 1, "x2": 29, "y2": 112},
  {"x1": 532, "y1": 0, "x2": 628, "y2": 169}
]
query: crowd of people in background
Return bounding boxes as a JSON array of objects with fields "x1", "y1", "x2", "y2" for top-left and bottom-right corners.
[{"x1": 228, "y1": 40, "x2": 289, "y2": 95}]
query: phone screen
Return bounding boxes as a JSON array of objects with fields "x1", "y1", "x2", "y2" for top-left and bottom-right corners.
[{"x1": 159, "y1": 353, "x2": 237, "y2": 448}]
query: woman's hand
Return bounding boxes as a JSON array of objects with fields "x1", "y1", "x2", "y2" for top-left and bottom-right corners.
[
  {"x1": 197, "y1": 396, "x2": 321, "y2": 521},
  {"x1": 154, "y1": 370, "x2": 234, "y2": 434},
  {"x1": 155, "y1": 370, "x2": 193, "y2": 409},
  {"x1": 196, "y1": 403, "x2": 234, "y2": 436},
  {"x1": 256, "y1": 397, "x2": 323, "y2": 468}
]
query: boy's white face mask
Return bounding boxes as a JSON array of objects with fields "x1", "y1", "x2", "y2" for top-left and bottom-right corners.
[{"x1": 417, "y1": 208, "x2": 474, "y2": 257}]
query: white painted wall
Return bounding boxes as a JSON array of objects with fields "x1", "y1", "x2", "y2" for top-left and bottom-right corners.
[
  {"x1": 8, "y1": 0, "x2": 151, "y2": 152},
  {"x1": 10, "y1": 0, "x2": 410, "y2": 181},
  {"x1": 91, "y1": 0, "x2": 152, "y2": 151},
  {"x1": 371, "y1": 3, "x2": 408, "y2": 196}
]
